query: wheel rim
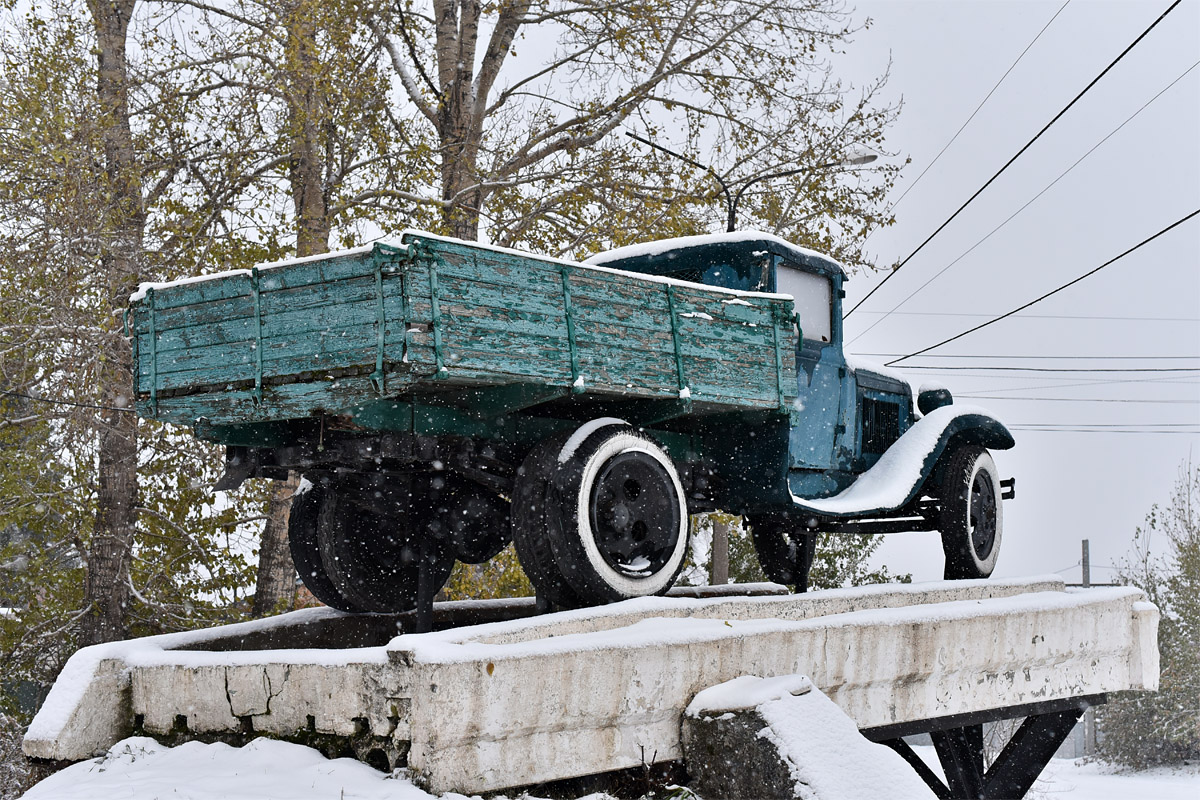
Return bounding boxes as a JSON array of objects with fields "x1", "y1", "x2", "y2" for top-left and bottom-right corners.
[
  {"x1": 587, "y1": 450, "x2": 682, "y2": 578},
  {"x1": 969, "y1": 471, "x2": 998, "y2": 559}
]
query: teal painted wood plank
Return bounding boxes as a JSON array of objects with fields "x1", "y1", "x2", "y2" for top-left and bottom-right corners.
[
  {"x1": 137, "y1": 252, "x2": 383, "y2": 312},
  {"x1": 132, "y1": 272, "x2": 402, "y2": 342},
  {"x1": 140, "y1": 292, "x2": 408, "y2": 364}
]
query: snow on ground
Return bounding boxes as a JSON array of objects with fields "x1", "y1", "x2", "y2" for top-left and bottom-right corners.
[
  {"x1": 19, "y1": 736, "x2": 1199, "y2": 799},
  {"x1": 19, "y1": 737, "x2": 456, "y2": 800},
  {"x1": 909, "y1": 745, "x2": 1200, "y2": 800}
]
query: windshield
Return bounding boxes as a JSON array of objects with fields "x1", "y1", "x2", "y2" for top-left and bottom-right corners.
[{"x1": 775, "y1": 263, "x2": 832, "y2": 344}]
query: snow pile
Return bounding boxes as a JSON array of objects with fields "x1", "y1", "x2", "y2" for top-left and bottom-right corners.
[
  {"x1": 688, "y1": 675, "x2": 934, "y2": 800},
  {"x1": 686, "y1": 673, "x2": 813, "y2": 716},
  {"x1": 20, "y1": 737, "x2": 460, "y2": 800},
  {"x1": 844, "y1": 353, "x2": 913, "y2": 389}
]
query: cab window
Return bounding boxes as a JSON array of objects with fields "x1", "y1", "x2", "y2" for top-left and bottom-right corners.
[{"x1": 775, "y1": 263, "x2": 832, "y2": 344}]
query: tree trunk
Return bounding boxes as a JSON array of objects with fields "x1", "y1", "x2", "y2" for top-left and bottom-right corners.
[
  {"x1": 252, "y1": 472, "x2": 301, "y2": 616},
  {"x1": 80, "y1": 0, "x2": 145, "y2": 646},
  {"x1": 252, "y1": 0, "x2": 333, "y2": 616},
  {"x1": 81, "y1": 337, "x2": 139, "y2": 645},
  {"x1": 434, "y1": 0, "x2": 483, "y2": 241}
]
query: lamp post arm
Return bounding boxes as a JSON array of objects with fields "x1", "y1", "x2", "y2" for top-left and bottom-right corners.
[
  {"x1": 729, "y1": 160, "x2": 845, "y2": 232},
  {"x1": 625, "y1": 132, "x2": 733, "y2": 229}
]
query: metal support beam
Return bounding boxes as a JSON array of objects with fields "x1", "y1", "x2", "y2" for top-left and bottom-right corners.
[
  {"x1": 981, "y1": 708, "x2": 1084, "y2": 799},
  {"x1": 879, "y1": 738, "x2": 952, "y2": 800},
  {"x1": 931, "y1": 724, "x2": 984, "y2": 798}
]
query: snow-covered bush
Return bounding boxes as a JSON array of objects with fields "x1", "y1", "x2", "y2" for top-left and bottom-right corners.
[{"x1": 1098, "y1": 463, "x2": 1200, "y2": 768}]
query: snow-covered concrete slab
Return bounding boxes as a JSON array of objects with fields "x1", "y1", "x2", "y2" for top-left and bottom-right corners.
[
  {"x1": 23, "y1": 576, "x2": 1158, "y2": 796},
  {"x1": 682, "y1": 675, "x2": 936, "y2": 799}
]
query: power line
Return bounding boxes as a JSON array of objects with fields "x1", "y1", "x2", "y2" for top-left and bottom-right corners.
[
  {"x1": 848, "y1": 57, "x2": 1200, "y2": 344},
  {"x1": 959, "y1": 395, "x2": 1198, "y2": 404},
  {"x1": 1009, "y1": 422, "x2": 1197, "y2": 428},
  {"x1": 960, "y1": 375, "x2": 1197, "y2": 394},
  {"x1": 894, "y1": 366, "x2": 1199, "y2": 373},
  {"x1": 852, "y1": 311, "x2": 1199, "y2": 322},
  {"x1": 870, "y1": 0, "x2": 1072, "y2": 222},
  {"x1": 885, "y1": 208, "x2": 1200, "y2": 366},
  {"x1": 0, "y1": 387, "x2": 135, "y2": 415},
  {"x1": 1009, "y1": 427, "x2": 1199, "y2": 435},
  {"x1": 845, "y1": 0, "x2": 1183, "y2": 319},
  {"x1": 859, "y1": 353, "x2": 1199, "y2": 360}
]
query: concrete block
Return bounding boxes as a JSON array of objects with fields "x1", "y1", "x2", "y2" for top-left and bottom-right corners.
[
  {"x1": 21, "y1": 658, "x2": 130, "y2": 761},
  {"x1": 682, "y1": 675, "x2": 935, "y2": 799}
]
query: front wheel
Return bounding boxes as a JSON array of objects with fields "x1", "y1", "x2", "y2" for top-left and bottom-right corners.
[
  {"x1": 747, "y1": 514, "x2": 817, "y2": 592},
  {"x1": 512, "y1": 423, "x2": 690, "y2": 607},
  {"x1": 939, "y1": 446, "x2": 1003, "y2": 579}
]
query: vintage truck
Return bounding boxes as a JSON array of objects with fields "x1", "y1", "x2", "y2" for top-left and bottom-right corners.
[{"x1": 127, "y1": 230, "x2": 1014, "y2": 617}]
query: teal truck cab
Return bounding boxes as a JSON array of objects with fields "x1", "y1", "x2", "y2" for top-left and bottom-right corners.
[{"x1": 128, "y1": 230, "x2": 1014, "y2": 621}]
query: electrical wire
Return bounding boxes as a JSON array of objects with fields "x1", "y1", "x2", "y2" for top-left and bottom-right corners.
[
  {"x1": 845, "y1": 0, "x2": 1184, "y2": 319},
  {"x1": 1009, "y1": 427, "x2": 1199, "y2": 435},
  {"x1": 0, "y1": 387, "x2": 135, "y2": 415},
  {"x1": 885, "y1": 208, "x2": 1200, "y2": 366},
  {"x1": 958, "y1": 395, "x2": 1198, "y2": 404},
  {"x1": 847, "y1": 57, "x2": 1200, "y2": 344},
  {"x1": 860, "y1": 353, "x2": 1198, "y2": 360},
  {"x1": 893, "y1": 366, "x2": 1199, "y2": 373},
  {"x1": 869, "y1": 0, "x2": 1073, "y2": 224},
  {"x1": 851, "y1": 311, "x2": 1199, "y2": 322}
]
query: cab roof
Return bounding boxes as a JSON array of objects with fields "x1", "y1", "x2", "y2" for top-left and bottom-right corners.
[{"x1": 585, "y1": 230, "x2": 847, "y2": 280}]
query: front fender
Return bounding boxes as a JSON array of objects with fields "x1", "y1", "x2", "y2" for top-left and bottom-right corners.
[{"x1": 790, "y1": 405, "x2": 1013, "y2": 518}]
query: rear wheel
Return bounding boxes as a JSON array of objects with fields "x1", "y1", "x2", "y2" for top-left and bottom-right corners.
[
  {"x1": 288, "y1": 482, "x2": 363, "y2": 612},
  {"x1": 512, "y1": 423, "x2": 690, "y2": 607},
  {"x1": 940, "y1": 446, "x2": 1003, "y2": 579},
  {"x1": 748, "y1": 514, "x2": 817, "y2": 592},
  {"x1": 311, "y1": 475, "x2": 455, "y2": 613}
]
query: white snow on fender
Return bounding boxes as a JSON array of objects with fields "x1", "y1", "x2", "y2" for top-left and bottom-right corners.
[
  {"x1": 793, "y1": 404, "x2": 1005, "y2": 516},
  {"x1": 557, "y1": 417, "x2": 627, "y2": 463}
]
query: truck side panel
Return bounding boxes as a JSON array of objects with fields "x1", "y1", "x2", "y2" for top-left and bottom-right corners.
[{"x1": 130, "y1": 233, "x2": 797, "y2": 437}]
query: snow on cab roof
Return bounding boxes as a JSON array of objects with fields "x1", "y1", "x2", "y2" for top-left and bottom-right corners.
[{"x1": 585, "y1": 230, "x2": 847, "y2": 275}]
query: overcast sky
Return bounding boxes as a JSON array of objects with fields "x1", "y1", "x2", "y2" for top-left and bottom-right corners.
[{"x1": 829, "y1": 0, "x2": 1199, "y2": 583}]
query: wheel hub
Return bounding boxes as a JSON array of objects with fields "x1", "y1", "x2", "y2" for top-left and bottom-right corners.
[
  {"x1": 969, "y1": 472, "x2": 998, "y2": 559},
  {"x1": 589, "y1": 451, "x2": 681, "y2": 576}
]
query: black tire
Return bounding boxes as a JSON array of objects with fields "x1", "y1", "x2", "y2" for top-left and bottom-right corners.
[
  {"x1": 940, "y1": 445, "x2": 1003, "y2": 580},
  {"x1": 315, "y1": 475, "x2": 455, "y2": 613},
  {"x1": 748, "y1": 514, "x2": 817, "y2": 592},
  {"x1": 288, "y1": 481, "x2": 364, "y2": 612},
  {"x1": 513, "y1": 423, "x2": 690, "y2": 606},
  {"x1": 511, "y1": 432, "x2": 585, "y2": 608}
]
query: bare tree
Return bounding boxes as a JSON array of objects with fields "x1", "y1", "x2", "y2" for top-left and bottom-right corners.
[{"x1": 367, "y1": 0, "x2": 902, "y2": 263}]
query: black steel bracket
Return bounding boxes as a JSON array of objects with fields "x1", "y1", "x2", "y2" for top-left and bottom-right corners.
[{"x1": 869, "y1": 695, "x2": 1103, "y2": 799}]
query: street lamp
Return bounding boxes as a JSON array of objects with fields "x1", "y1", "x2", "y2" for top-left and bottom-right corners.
[{"x1": 625, "y1": 132, "x2": 877, "y2": 232}]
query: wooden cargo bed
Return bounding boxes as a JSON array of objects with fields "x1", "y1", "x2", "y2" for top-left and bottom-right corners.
[{"x1": 129, "y1": 232, "x2": 799, "y2": 434}]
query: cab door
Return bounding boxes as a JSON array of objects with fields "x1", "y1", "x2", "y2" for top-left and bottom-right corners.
[{"x1": 776, "y1": 262, "x2": 845, "y2": 471}]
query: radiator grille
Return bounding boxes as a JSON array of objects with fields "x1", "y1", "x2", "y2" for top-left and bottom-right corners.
[{"x1": 862, "y1": 397, "x2": 901, "y2": 455}]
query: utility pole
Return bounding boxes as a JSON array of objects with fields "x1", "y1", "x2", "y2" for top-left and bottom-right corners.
[
  {"x1": 711, "y1": 515, "x2": 730, "y2": 586},
  {"x1": 1081, "y1": 537, "x2": 1097, "y2": 756},
  {"x1": 1082, "y1": 539, "x2": 1091, "y2": 588}
]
